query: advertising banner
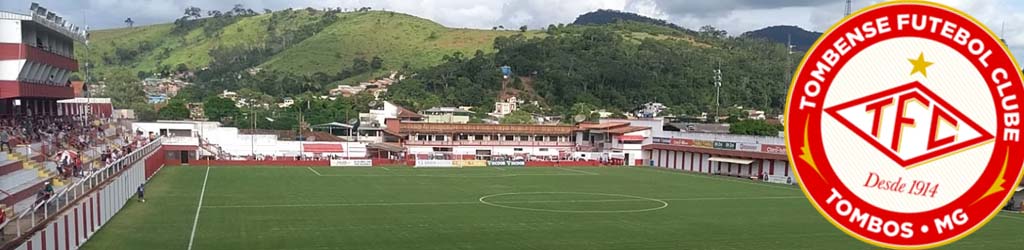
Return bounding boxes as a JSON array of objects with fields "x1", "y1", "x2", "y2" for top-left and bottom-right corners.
[
  {"x1": 487, "y1": 161, "x2": 527, "y2": 167},
  {"x1": 713, "y1": 141, "x2": 737, "y2": 150},
  {"x1": 652, "y1": 137, "x2": 671, "y2": 144},
  {"x1": 737, "y1": 143, "x2": 761, "y2": 151},
  {"x1": 671, "y1": 138, "x2": 694, "y2": 146},
  {"x1": 453, "y1": 160, "x2": 488, "y2": 167},
  {"x1": 329, "y1": 159, "x2": 373, "y2": 167},
  {"x1": 692, "y1": 140, "x2": 713, "y2": 148},
  {"x1": 415, "y1": 160, "x2": 456, "y2": 168},
  {"x1": 761, "y1": 144, "x2": 786, "y2": 154}
]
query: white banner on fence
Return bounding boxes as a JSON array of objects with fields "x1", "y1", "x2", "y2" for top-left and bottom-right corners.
[
  {"x1": 415, "y1": 160, "x2": 457, "y2": 168},
  {"x1": 330, "y1": 159, "x2": 373, "y2": 167},
  {"x1": 737, "y1": 142, "x2": 761, "y2": 151}
]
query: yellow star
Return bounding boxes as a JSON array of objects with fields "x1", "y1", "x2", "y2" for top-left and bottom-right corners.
[{"x1": 908, "y1": 52, "x2": 934, "y2": 77}]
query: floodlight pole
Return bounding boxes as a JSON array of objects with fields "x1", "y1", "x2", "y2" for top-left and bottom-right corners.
[
  {"x1": 714, "y1": 61, "x2": 722, "y2": 123},
  {"x1": 251, "y1": 105, "x2": 255, "y2": 158}
]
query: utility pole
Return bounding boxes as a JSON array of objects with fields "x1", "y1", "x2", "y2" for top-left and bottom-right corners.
[
  {"x1": 1001, "y1": 22, "x2": 1007, "y2": 45},
  {"x1": 714, "y1": 61, "x2": 722, "y2": 123},
  {"x1": 845, "y1": 0, "x2": 852, "y2": 16},
  {"x1": 250, "y1": 105, "x2": 255, "y2": 158}
]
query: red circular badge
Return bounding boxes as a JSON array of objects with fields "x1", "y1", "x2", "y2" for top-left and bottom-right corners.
[{"x1": 785, "y1": 1, "x2": 1024, "y2": 248}]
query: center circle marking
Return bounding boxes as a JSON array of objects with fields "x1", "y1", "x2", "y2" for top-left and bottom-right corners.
[{"x1": 478, "y1": 192, "x2": 668, "y2": 213}]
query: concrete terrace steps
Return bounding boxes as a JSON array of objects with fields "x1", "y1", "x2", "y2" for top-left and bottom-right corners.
[
  {"x1": 0, "y1": 160, "x2": 23, "y2": 176},
  {"x1": 4, "y1": 153, "x2": 62, "y2": 188},
  {"x1": 0, "y1": 169, "x2": 39, "y2": 192}
]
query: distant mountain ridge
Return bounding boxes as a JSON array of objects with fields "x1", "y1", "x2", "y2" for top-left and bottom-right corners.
[
  {"x1": 741, "y1": 25, "x2": 822, "y2": 51},
  {"x1": 573, "y1": 9, "x2": 696, "y2": 35}
]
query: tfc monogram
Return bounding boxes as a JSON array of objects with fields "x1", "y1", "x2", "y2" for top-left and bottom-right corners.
[{"x1": 785, "y1": 1, "x2": 1024, "y2": 249}]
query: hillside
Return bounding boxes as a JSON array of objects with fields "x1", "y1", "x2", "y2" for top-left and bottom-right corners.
[
  {"x1": 741, "y1": 25, "x2": 821, "y2": 51},
  {"x1": 76, "y1": 9, "x2": 535, "y2": 78},
  {"x1": 573, "y1": 9, "x2": 695, "y2": 35},
  {"x1": 386, "y1": 20, "x2": 795, "y2": 118}
]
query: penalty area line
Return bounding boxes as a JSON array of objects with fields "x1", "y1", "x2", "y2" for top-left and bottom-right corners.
[
  {"x1": 306, "y1": 167, "x2": 323, "y2": 176},
  {"x1": 555, "y1": 167, "x2": 599, "y2": 175}
]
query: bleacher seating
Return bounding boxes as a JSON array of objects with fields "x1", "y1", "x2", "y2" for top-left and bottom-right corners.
[{"x1": 0, "y1": 117, "x2": 126, "y2": 236}]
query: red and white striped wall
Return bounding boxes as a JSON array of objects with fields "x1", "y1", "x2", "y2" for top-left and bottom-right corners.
[
  {"x1": 647, "y1": 149, "x2": 790, "y2": 178},
  {"x1": 14, "y1": 152, "x2": 150, "y2": 250}
]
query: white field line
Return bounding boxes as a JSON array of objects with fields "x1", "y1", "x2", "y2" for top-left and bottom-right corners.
[
  {"x1": 203, "y1": 196, "x2": 804, "y2": 209},
  {"x1": 311, "y1": 173, "x2": 592, "y2": 177},
  {"x1": 379, "y1": 167, "x2": 391, "y2": 171},
  {"x1": 555, "y1": 167, "x2": 599, "y2": 175},
  {"x1": 187, "y1": 167, "x2": 211, "y2": 250},
  {"x1": 493, "y1": 167, "x2": 507, "y2": 171},
  {"x1": 306, "y1": 167, "x2": 323, "y2": 176},
  {"x1": 997, "y1": 213, "x2": 1024, "y2": 222}
]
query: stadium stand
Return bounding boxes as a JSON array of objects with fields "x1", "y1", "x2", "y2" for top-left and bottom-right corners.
[{"x1": 0, "y1": 116, "x2": 131, "y2": 241}]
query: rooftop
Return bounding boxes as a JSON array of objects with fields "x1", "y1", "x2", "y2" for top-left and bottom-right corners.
[
  {"x1": 397, "y1": 106, "x2": 425, "y2": 119},
  {"x1": 422, "y1": 107, "x2": 474, "y2": 114},
  {"x1": 605, "y1": 126, "x2": 650, "y2": 134},
  {"x1": 576, "y1": 122, "x2": 629, "y2": 130},
  {"x1": 0, "y1": 9, "x2": 87, "y2": 42}
]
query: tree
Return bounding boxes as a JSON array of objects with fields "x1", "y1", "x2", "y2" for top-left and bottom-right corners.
[
  {"x1": 519, "y1": 25, "x2": 528, "y2": 32},
  {"x1": 132, "y1": 103, "x2": 158, "y2": 122},
  {"x1": 570, "y1": 103, "x2": 597, "y2": 119},
  {"x1": 699, "y1": 25, "x2": 727, "y2": 38},
  {"x1": 231, "y1": 4, "x2": 247, "y2": 15},
  {"x1": 175, "y1": 63, "x2": 189, "y2": 73},
  {"x1": 370, "y1": 56, "x2": 384, "y2": 70},
  {"x1": 184, "y1": 6, "x2": 202, "y2": 20},
  {"x1": 351, "y1": 57, "x2": 371, "y2": 73},
  {"x1": 158, "y1": 99, "x2": 190, "y2": 120},
  {"x1": 207, "y1": 10, "x2": 223, "y2": 17},
  {"x1": 263, "y1": 8, "x2": 272, "y2": 14},
  {"x1": 729, "y1": 120, "x2": 781, "y2": 136},
  {"x1": 500, "y1": 110, "x2": 534, "y2": 124},
  {"x1": 124, "y1": 18, "x2": 134, "y2": 28},
  {"x1": 203, "y1": 97, "x2": 241, "y2": 125},
  {"x1": 102, "y1": 69, "x2": 144, "y2": 108}
]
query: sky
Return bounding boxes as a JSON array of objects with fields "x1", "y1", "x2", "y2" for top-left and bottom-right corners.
[{"x1": 1, "y1": 0, "x2": 1021, "y2": 59}]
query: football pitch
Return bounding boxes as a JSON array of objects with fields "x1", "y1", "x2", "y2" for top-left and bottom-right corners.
[{"x1": 80, "y1": 166, "x2": 1024, "y2": 250}]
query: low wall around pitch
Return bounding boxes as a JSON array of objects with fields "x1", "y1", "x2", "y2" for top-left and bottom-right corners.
[
  {"x1": 171, "y1": 159, "x2": 331, "y2": 167},
  {"x1": 165, "y1": 158, "x2": 608, "y2": 168}
]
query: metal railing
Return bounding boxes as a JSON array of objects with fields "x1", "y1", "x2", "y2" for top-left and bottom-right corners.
[{"x1": 6, "y1": 137, "x2": 163, "y2": 237}]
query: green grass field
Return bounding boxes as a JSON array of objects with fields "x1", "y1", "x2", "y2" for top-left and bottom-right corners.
[{"x1": 80, "y1": 166, "x2": 1024, "y2": 250}]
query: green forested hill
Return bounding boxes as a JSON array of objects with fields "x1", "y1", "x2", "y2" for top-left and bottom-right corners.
[
  {"x1": 86, "y1": 7, "x2": 796, "y2": 126},
  {"x1": 386, "y1": 21, "x2": 795, "y2": 118},
  {"x1": 76, "y1": 9, "x2": 534, "y2": 78}
]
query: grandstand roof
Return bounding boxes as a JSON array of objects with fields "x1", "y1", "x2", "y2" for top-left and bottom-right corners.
[
  {"x1": 642, "y1": 144, "x2": 787, "y2": 160},
  {"x1": 397, "y1": 106, "x2": 424, "y2": 119}
]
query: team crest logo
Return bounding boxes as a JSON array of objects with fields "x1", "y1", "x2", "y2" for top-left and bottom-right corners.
[{"x1": 785, "y1": 1, "x2": 1024, "y2": 248}]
